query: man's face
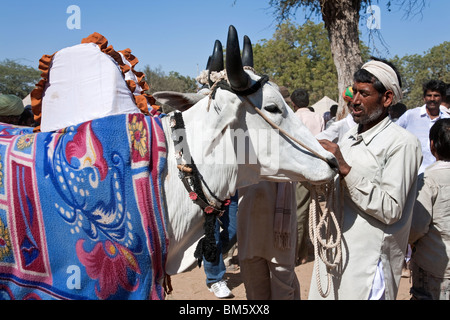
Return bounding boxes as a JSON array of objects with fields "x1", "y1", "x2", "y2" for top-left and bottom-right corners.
[
  {"x1": 424, "y1": 90, "x2": 442, "y2": 112},
  {"x1": 352, "y1": 82, "x2": 390, "y2": 131}
]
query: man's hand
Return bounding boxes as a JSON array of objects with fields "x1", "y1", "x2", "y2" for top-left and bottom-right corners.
[{"x1": 318, "y1": 139, "x2": 351, "y2": 177}]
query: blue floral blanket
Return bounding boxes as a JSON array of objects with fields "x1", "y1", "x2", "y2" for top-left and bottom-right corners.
[{"x1": 0, "y1": 113, "x2": 168, "y2": 300}]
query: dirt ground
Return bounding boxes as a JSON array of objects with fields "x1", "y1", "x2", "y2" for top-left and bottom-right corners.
[{"x1": 166, "y1": 252, "x2": 412, "y2": 301}]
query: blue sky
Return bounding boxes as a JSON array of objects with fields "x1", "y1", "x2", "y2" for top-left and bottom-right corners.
[{"x1": 0, "y1": 0, "x2": 448, "y2": 79}]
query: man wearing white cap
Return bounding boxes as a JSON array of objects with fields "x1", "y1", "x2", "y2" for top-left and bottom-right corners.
[{"x1": 310, "y1": 58, "x2": 422, "y2": 300}]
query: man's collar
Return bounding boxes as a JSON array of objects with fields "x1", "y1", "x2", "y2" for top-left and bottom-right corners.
[
  {"x1": 349, "y1": 116, "x2": 391, "y2": 145},
  {"x1": 419, "y1": 104, "x2": 427, "y2": 116},
  {"x1": 420, "y1": 104, "x2": 447, "y2": 119}
]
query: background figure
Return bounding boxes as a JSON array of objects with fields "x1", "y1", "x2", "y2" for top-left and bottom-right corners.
[
  {"x1": 396, "y1": 79, "x2": 450, "y2": 174},
  {"x1": 0, "y1": 93, "x2": 35, "y2": 126},
  {"x1": 389, "y1": 103, "x2": 407, "y2": 122},
  {"x1": 279, "y1": 86, "x2": 292, "y2": 109},
  {"x1": 325, "y1": 104, "x2": 338, "y2": 129},
  {"x1": 440, "y1": 83, "x2": 450, "y2": 115},
  {"x1": 203, "y1": 193, "x2": 238, "y2": 298},
  {"x1": 291, "y1": 88, "x2": 324, "y2": 135},
  {"x1": 290, "y1": 88, "x2": 324, "y2": 265},
  {"x1": 409, "y1": 119, "x2": 450, "y2": 300},
  {"x1": 316, "y1": 86, "x2": 357, "y2": 145},
  {"x1": 237, "y1": 181, "x2": 300, "y2": 300},
  {"x1": 323, "y1": 111, "x2": 331, "y2": 127}
]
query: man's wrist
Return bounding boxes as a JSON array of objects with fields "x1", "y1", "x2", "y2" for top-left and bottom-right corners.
[{"x1": 339, "y1": 164, "x2": 351, "y2": 177}]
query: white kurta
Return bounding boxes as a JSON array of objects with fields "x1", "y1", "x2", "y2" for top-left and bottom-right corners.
[{"x1": 309, "y1": 116, "x2": 422, "y2": 300}]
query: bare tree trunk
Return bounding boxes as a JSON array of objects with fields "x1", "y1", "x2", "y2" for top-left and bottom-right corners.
[{"x1": 321, "y1": 0, "x2": 363, "y2": 120}]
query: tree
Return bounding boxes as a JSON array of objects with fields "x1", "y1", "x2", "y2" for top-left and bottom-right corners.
[
  {"x1": 0, "y1": 59, "x2": 41, "y2": 99},
  {"x1": 267, "y1": 0, "x2": 428, "y2": 119},
  {"x1": 253, "y1": 20, "x2": 369, "y2": 105},
  {"x1": 141, "y1": 65, "x2": 198, "y2": 112},
  {"x1": 392, "y1": 41, "x2": 450, "y2": 108},
  {"x1": 142, "y1": 65, "x2": 198, "y2": 94}
]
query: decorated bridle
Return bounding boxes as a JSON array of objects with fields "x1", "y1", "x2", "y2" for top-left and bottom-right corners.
[
  {"x1": 170, "y1": 109, "x2": 233, "y2": 265},
  {"x1": 170, "y1": 111, "x2": 231, "y2": 217}
]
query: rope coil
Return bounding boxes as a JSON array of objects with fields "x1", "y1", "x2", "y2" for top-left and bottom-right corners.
[{"x1": 308, "y1": 179, "x2": 344, "y2": 298}]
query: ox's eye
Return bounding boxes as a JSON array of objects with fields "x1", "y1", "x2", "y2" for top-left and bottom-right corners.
[{"x1": 264, "y1": 104, "x2": 282, "y2": 114}]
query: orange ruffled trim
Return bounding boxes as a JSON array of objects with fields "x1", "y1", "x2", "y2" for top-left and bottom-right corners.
[
  {"x1": 30, "y1": 53, "x2": 55, "y2": 132},
  {"x1": 31, "y1": 32, "x2": 159, "y2": 132}
]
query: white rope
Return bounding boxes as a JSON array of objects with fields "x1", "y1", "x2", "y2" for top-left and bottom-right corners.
[
  {"x1": 206, "y1": 71, "x2": 227, "y2": 112},
  {"x1": 308, "y1": 179, "x2": 344, "y2": 298}
]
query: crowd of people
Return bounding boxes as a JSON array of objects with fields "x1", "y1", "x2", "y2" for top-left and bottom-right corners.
[{"x1": 1, "y1": 56, "x2": 449, "y2": 301}]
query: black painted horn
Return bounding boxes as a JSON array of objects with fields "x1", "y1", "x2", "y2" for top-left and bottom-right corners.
[
  {"x1": 208, "y1": 40, "x2": 224, "y2": 86},
  {"x1": 226, "y1": 25, "x2": 250, "y2": 91},
  {"x1": 209, "y1": 40, "x2": 224, "y2": 72},
  {"x1": 242, "y1": 35, "x2": 254, "y2": 68}
]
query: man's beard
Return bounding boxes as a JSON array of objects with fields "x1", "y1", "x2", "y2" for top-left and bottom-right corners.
[
  {"x1": 426, "y1": 101, "x2": 440, "y2": 110},
  {"x1": 352, "y1": 105, "x2": 384, "y2": 125}
]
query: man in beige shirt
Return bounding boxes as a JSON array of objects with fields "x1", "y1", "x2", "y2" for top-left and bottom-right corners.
[{"x1": 310, "y1": 58, "x2": 422, "y2": 300}]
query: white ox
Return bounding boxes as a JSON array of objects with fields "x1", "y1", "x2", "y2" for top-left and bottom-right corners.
[
  {"x1": 155, "y1": 26, "x2": 337, "y2": 275},
  {"x1": 0, "y1": 26, "x2": 336, "y2": 300}
]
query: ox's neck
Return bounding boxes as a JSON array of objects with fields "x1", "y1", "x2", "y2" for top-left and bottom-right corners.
[{"x1": 160, "y1": 105, "x2": 244, "y2": 274}]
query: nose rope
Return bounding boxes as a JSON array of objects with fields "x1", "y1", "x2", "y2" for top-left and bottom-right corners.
[{"x1": 242, "y1": 96, "x2": 337, "y2": 169}]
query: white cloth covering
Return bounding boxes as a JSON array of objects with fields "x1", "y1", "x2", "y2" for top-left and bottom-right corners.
[
  {"x1": 362, "y1": 60, "x2": 403, "y2": 105},
  {"x1": 40, "y1": 43, "x2": 141, "y2": 132}
]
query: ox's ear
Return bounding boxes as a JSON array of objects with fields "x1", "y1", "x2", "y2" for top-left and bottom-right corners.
[{"x1": 153, "y1": 91, "x2": 207, "y2": 112}]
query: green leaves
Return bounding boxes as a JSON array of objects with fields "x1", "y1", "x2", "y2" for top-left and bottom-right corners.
[
  {"x1": 392, "y1": 42, "x2": 450, "y2": 108},
  {"x1": 253, "y1": 20, "x2": 339, "y2": 105},
  {"x1": 0, "y1": 59, "x2": 41, "y2": 99}
]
